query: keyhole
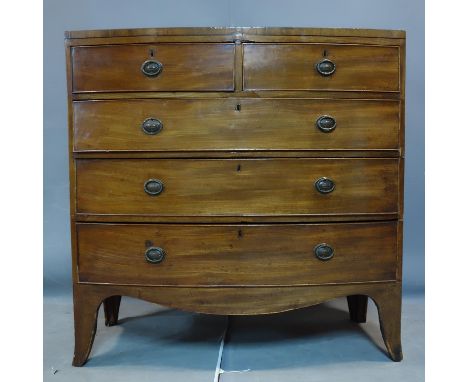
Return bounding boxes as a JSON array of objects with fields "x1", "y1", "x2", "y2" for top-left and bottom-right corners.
[
  {"x1": 323, "y1": 49, "x2": 328, "y2": 57},
  {"x1": 237, "y1": 164, "x2": 241, "y2": 172},
  {"x1": 149, "y1": 48, "x2": 154, "y2": 57},
  {"x1": 236, "y1": 104, "x2": 241, "y2": 111},
  {"x1": 238, "y1": 229, "x2": 243, "y2": 238}
]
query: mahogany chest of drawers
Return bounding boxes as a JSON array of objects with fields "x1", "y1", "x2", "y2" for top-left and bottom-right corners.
[{"x1": 65, "y1": 27, "x2": 405, "y2": 366}]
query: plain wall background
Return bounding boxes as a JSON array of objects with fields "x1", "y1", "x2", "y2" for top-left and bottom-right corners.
[{"x1": 44, "y1": 0, "x2": 424, "y2": 294}]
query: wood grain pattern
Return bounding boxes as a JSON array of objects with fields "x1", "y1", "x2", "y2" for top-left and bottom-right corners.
[
  {"x1": 76, "y1": 158, "x2": 399, "y2": 216},
  {"x1": 77, "y1": 222, "x2": 397, "y2": 286},
  {"x1": 66, "y1": 27, "x2": 406, "y2": 366},
  {"x1": 71, "y1": 281, "x2": 402, "y2": 364},
  {"x1": 244, "y1": 44, "x2": 400, "y2": 92},
  {"x1": 72, "y1": 90, "x2": 403, "y2": 101},
  {"x1": 65, "y1": 36, "x2": 405, "y2": 53},
  {"x1": 72, "y1": 44, "x2": 235, "y2": 92},
  {"x1": 65, "y1": 38, "x2": 79, "y2": 283},
  {"x1": 74, "y1": 213, "x2": 399, "y2": 224},
  {"x1": 374, "y1": 282, "x2": 403, "y2": 361},
  {"x1": 73, "y1": 98, "x2": 400, "y2": 152},
  {"x1": 65, "y1": 27, "x2": 405, "y2": 40},
  {"x1": 72, "y1": 283, "x2": 102, "y2": 366},
  {"x1": 73, "y1": 150, "x2": 401, "y2": 160}
]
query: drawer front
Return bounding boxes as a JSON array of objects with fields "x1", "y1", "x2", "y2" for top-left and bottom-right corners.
[
  {"x1": 74, "y1": 99, "x2": 400, "y2": 152},
  {"x1": 243, "y1": 44, "x2": 400, "y2": 92},
  {"x1": 76, "y1": 159, "x2": 399, "y2": 216},
  {"x1": 72, "y1": 44, "x2": 235, "y2": 92},
  {"x1": 77, "y1": 222, "x2": 397, "y2": 286}
]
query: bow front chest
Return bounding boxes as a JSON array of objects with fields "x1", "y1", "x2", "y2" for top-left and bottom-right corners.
[{"x1": 65, "y1": 27, "x2": 405, "y2": 366}]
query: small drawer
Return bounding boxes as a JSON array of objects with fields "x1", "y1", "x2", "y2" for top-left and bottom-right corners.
[
  {"x1": 71, "y1": 43, "x2": 235, "y2": 92},
  {"x1": 243, "y1": 44, "x2": 400, "y2": 92},
  {"x1": 77, "y1": 222, "x2": 398, "y2": 286},
  {"x1": 73, "y1": 99, "x2": 400, "y2": 152},
  {"x1": 76, "y1": 158, "x2": 399, "y2": 217}
]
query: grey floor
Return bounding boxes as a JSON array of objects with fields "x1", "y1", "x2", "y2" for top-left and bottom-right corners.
[{"x1": 44, "y1": 292, "x2": 424, "y2": 381}]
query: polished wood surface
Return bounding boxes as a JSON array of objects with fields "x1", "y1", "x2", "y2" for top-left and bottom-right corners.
[
  {"x1": 74, "y1": 213, "x2": 399, "y2": 224},
  {"x1": 72, "y1": 44, "x2": 235, "y2": 92},
  {"x1": 66, "y1": 27, "x2": 405, "y2": 365},
  {"x1": 77, "y1": 222, "x2": 397, "y2": 286},
  {"x1": 74, "y1": 151, "x2": 401, "y2": 160},
  {"x1": 76, "y1": 158, "x2": 399, "y2": 216},
  {"x1": 66, "y1": 27, "x2": 405, "y2": 40},
  {"x1": 72, "y1": 281, "x2": 403, "y2": 365},
  {"x1": 243, "y1": 44, "x2": 400, "y2": 92},
  {"x1": 73, "y1": 98, "x2": 400, "y2": 152},
  {"x1": 72, "y1": 90, "x2": 403, "y2": 101}
]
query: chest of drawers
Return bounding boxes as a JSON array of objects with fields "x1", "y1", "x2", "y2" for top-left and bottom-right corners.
[{"x1": 65, "y1": 27, "x2": 405, "y2": 366}]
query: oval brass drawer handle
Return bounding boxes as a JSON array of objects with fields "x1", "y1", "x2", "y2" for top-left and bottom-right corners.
[
  {"x1": 314, "y1": 243, "x2": 334, "y2": 261},
  {"x1": 141, "y1": 59, "x2": 163, "y2": 77},
  {"x1": 316, "y1": 59, "x2": 336, "y2": 76},
  {"x1": 141, "y1": 118, "x2": 163, "y2": 135},
  {"x1": 144, "y1": 179, "x2": 164, "y2": 196},
  {"x1": 316, "y1": 115, "x2": 336, "y2": 133},
  {"x1": 145, "y1": 247, "x2": 166, "y2": 264},
  {"x1": 315, "y1": 177, "x2": 335, "y2": 194}
]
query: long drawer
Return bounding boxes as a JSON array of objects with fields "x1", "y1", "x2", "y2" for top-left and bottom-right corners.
[
  {"x1": 243, "y1": 44, "x2": 400, "y2": 92},
  {"x1": 76, "y1": 158, "x2": 399, "y2": 216},
  {"x1": 77, "y1": 222, "x2": 398, "y2": 286},
  {"x1": 71, "y1": 43, "x2": 235, "y2": 92},
  {"x1": 73, "y1": 99, "x2": 400, "y2": 152}
]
